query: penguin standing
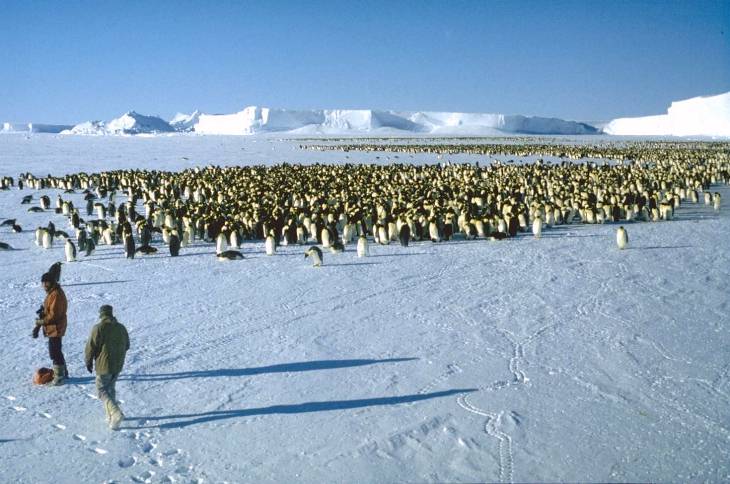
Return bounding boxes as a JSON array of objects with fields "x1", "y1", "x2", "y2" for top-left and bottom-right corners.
[
  {"x1": 428, "y1": 219, "x2": 441, "y2": 243},
  {"x1": 305, "y1": 246, "x2": 323, "y2": 267},
  {"x1": 265, "y1": 231, "x2": 276, "y2": 255},
  {"x1": 169, "y1": 231, "x2": 180, "y2": 257},
  {"x1": 532, "y1": 215, "x2": 543, "y2": 239},
  {"x1": 616, "y1": 226, "x2": 628, "y2": 250},
  {"x1": 356, "y1": 234, "x2": 369, "y2": 257},
  {"x1": 35, "y1": 227, "x2": 43, "y2": 246},
  {"x1": 216, "y1": 232, "x2": 228, "y2": 255},
  {"x1": 85, "y1": 237, "x2": 96, "y2": 256},
  {"x1": 42, "y1": 229, "x2": 52, "y2": 249},
  {"x1": 398, "y1": 223, "x2": 410, "y2": 247},
  {"x1": 47, "y1": 262, "x2": 62, "y2": 283},
  {"x1": 124, "y1": 234, "x2": 135, "y2": 259},
  {"x1": 64, "y1": 239, "x2": 76, "y2": 262},
  {"x1": 714, "y1": 192, "x2": 721, "y2": 212},
  {"x1": 321, "y1": 227, "x2": 332, "y2": 248}
]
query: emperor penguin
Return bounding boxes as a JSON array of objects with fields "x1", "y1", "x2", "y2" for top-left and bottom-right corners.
[
  {"x1": 321, "y1": 227, "x2": 332, "y2": 249},
  {"x1": 532, "y1": 214, "x2": 543, "y2": 239},
  {"x1": 216, "y1": 232, "x2": 228, "y2": 255},
  {"x1": 42, "y1": 229, "x2": 52, "y2": 249},
  {"x1": 704, "y1": 192, "x2": 712, "y2": 205},
  {"x1": 35, "y1": 227, "x2": 43, "y2": 246},
  {"x1": 713, "y1": 192, "x2": 721, "y2": 211},
  {"x1": 305, "y1": 246, "x2": 323, "y2": 267},
  {"x1": 377, "y1": 224, "x2": 389, "y2": 245},
  {"x1": 330, "y1": 240, "x2": 344, "y2": 254},
  {"x1": 47, "y1": 262, "x2": 62, "y2": 283},
  {"x1": 265, "y1": 231, "x2": 276, "y2": 255},
  {"x1": 356, "y1": 234, "x2": 369, "y2": 257},
  {"x1": 169, "y1": 231, "x2": 181, "y2": 257},
  {"x1": 85, "y1": 237, "x2": 96, "y2": 256},
  {"x1": 102, "y1": 226, "x2": 114, "y2": 245},
  {"x1": 124, "y1": 234, "x2": 136, "y2": 259},
  {"x1": 217, "y1": 250, "x2": 244, "y2": 261},
  {"x1": 428, "y1": 219, "x2": 441, "y2": 243},
  {"x1": 616, "y1": 226, "x2": 629, "y2": 250},
  {"x1": 64, "y1": 239, "x2": 76, "y2": 262},
  {"x1": 229, "y1": 229, "x2": 239, "y2": 249},
  {"x1": 398, "y1": 223, "x2": 410, "y2": 247}
]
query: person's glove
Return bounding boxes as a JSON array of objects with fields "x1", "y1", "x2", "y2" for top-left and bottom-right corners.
[
  {"x1": 86, "y1": 363, "x2": 93, "y2": 374},
  {"x1": 31, "y1": 325, "x2": 40, "y2": 339}
]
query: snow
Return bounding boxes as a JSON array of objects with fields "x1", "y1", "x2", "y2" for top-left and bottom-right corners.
[
  {"x1": 0, "y1": 134, "x2": 729, "y2": 483},
  {"x1": 194, "y1": 106, "x2": 597, "y2": 136},
  {"x1": 169, "y1": 111, "x2": 201, "y2": 132},
  {"x1": 62, "y1": 112, "x2": 175, "y2": 136},
  {"x1": 604, "y1": 91, "x2": 730, "y2": 137}
]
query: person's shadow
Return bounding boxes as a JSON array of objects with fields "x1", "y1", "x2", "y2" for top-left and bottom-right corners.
[{"x1": 124, "y1": 388, "x2": 476, "y2": 430}]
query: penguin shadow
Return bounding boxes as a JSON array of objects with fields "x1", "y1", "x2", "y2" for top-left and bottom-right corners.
[
  {"x1": 122, "y1": 388, "x2": 476, "y2": 430},
  {"x1": 123, "y1": 358, "x2": 417, "y2": 382},
  {"x1": 63, "y1": 280, "x2": 130, "y2": 287},
  {"x1": 625, "y1": 245, "x2": 693, "y2": 251},
  {"x1": 174, "y1": 250, "x2": 218, "y2": 258},
  {"x1": 369, "y1": 252, "x2": 427, "y2": 258},
  {"x1": 326, "y1": 261, "x2": 384, "y2": 267}
]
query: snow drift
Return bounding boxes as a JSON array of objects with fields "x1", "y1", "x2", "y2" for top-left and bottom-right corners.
[
  {"x1": 604, "y1": 91, "x2": 730, "y2": 137},
  {"x1": 194, "y1": 106, "x2": 598, "y2": 136}
]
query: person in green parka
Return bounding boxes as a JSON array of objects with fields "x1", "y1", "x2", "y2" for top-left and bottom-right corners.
[{"x1": 85, "y1": 305, "x2": 130, "y2": 430}]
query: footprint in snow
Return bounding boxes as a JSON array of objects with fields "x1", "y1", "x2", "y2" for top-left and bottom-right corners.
[
  {"x1": 5, "y1": 395, "x2": 16, "y2": 401},
  {"x1": 38, "y1": 412, "x2": 52, "y2": 419},
  {"x1": 162, "y1": 449, "x2": 181, "y2": 457},
  {"x1": 131, "y1": 470, "x2": 155, "y2": 483},
  {"x1": 86, "y1": 393, "x2": 99, "y2": 400},
  {"x1": 12, "y1": 406, "x2": 27, "y2": 412},
  {"x1": 117, "y1": 456, "x2": 137, "y2": 468},
  {"x1": 53, "y1": 424, "x2": 66, "y2": 430},
  {"x1": 73, "y1": 434, "x2": 86, "y2": 441},
  {"x1": 140, "y1": 441, "x2": 157, "y2": 453},
  {"x1": 92, "y1": 447, "x2": 108, "y2": 455}
]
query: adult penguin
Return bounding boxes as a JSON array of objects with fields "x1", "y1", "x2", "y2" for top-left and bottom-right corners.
[
  {"x1": 532, "y1": 214, "x2": 543, "y2": 239},
  {"x1": 140, "y1": 223, "x2": 152, "y2": 246},
  {"x1": 265, "y1": 231, "x2": 276, "y2": 255},
  {"x1": 507, "y1": 215, "x2": 519, "y2": 237},
  {"x1": 616, "y1": 226, "x2": 628, "y2": 250},
  {"x1": 169, "y1": 231, "x2": 180, "y2": 257},
  {"x1": 124, "y1": 234, "x2": 136, "y2": 259},
  {"x1": 85, "y1": 237, "x2": 96, "y2": 256},
  {"x1": 42, "y1": 228, "x2": 52, "y2": 249},
  {"x1": 77, "y1": 228, "x2": 88, "y2": 252},
  {"x1": 64, "y1": 239, "x2": 76, "y2": 262},
  {"x1": 47, "y1": 261, "x2": 62, "y2": 284},
  {"x1": 305, "y1": 246, "x2": 323, "y2": 267},
  {"x1": 398, "y1": 223, "x2": 410, "y2": 247},
  {"x1": 356, "y1": 234, "x2": 369, "y2": 257}
]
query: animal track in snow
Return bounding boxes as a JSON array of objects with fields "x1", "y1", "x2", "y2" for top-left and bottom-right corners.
[
  {"x1": 131, "y1": 470, "x2": 156, "y2": 483},
  {"x1": 52, "y1": 424, "x2": 66, "y2": 430},
  {"x1": 12, "y1": 406, "x2": 27, "y2": 412},
  {"x1": 118, "y1": 456, "x2": 137, "y2": 468},
  {"x1": 92, "y1": 447, "x2": 108, "y2": 455},
  {"x1": 458, "y1": 394, "x2": 514, "y2": 483},
  {"x1": 38, "y1": 412, "x2": 52, "y2": 419},
  {"x1": 5, "y1": 395, "x2": 16, "y2": 401},
  {"x1": 73, "y1": 434, "x2": 86, "y2": 441}
]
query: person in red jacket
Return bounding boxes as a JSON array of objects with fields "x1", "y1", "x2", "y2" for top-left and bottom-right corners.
[{"x1": 35, "y1": 272, "x2": 68, "y2": 385}]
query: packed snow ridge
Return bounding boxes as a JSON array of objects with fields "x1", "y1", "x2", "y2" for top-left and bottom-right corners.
[
  {"x1": 62, "y1": 111, "x2": 176, "y2": 135},
  {"x1": 604, "y1": 91, "x2": 730, "y2": 137}
]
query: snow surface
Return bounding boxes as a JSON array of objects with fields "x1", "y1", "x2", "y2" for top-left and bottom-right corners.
[
  {"x1": 605, "y1": 91, "x2": 730, "y2": 137},
  {"x1": 1, "y1": 123, "x2": 72, "y2": 134},
  {"x1": 0, "y1": 135, "x2": 729, "y2": 483}
]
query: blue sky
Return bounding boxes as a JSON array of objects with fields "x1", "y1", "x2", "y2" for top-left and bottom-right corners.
[{"x1": 1, "y1": 1, "x2": 728, "y2": 124}]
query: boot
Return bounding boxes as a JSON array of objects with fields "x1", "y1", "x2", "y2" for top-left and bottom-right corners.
[
  {"x1": 109, "y1": 405, "x2": 124, "y2": 431},
  {"x1": 50, "y1": 365, "x2": 66, "y2": 386}
]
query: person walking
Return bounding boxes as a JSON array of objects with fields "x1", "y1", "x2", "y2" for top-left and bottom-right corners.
[
  {"x1": 84, "y1": 305, "x2": 130, "y2": 430},
  {"x1": 34, "y1": 272, "x2": 68, "y2": 385}
]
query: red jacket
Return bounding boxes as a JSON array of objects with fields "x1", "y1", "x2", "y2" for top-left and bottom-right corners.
[{"x1": 42, "y1": 285, "x2": 67, "y2": 338}]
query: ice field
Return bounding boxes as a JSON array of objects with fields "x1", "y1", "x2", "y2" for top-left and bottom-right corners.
[{"x1": 1, "y1": 134, "x2": 729, "y2": 483}]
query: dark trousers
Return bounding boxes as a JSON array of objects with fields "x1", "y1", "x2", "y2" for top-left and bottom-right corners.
[{"x1": 48, "y1": 337, "x2": 66, "y2": 367}]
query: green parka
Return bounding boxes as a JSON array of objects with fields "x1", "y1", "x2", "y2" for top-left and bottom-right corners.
[{"x1": 84, "y1": 315, "x2": 130, "y2": 375}]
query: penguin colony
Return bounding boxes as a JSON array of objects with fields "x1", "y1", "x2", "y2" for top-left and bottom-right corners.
[{"x1": 1, "y1": 140, "x2": 728, "y2": 264}]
